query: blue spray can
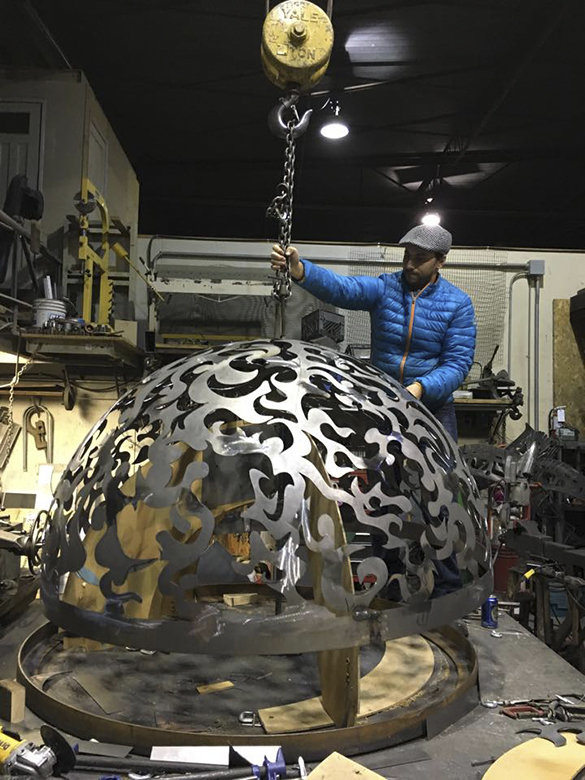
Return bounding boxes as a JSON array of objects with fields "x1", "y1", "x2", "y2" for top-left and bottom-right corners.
[{"x1": 481, "y1": 594, "x2": 499, "y2": 628}]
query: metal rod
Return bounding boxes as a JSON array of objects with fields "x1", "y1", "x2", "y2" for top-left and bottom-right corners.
[
  {"x1": 150, "y1": 250, "x2": 529, "y2": 275},
  {"x1": 74, "y1": 767, "x2": 260, "y2": 780},
  {"x1": 73, "y1": 755, "x2": 245, "y2": 773},
  {"x1": 507, "y1": 272, "x2": 527, "y2": 375},
  {"x1": 73, "y1": 754, "x2": 299, "y2": 779},
  {"x1": 111, "y1": 242, "x2": 164, "y2": 301},
  {"x1": 153, "y1": 773, "x2": 259, "y2": 780},
  {"x1": 534, "y1": 275, "x2": 541, "y2": 431},
  {"x1": 23, "y1": 0, "x2": 73, "y2": 68},
  {"x1": 43, "y1": 276, "x2": 53, "y2": 300},
  {"x1": 527, "y1": 279, "x2": 532, "y2": 428},
  {"x1": 11, "y1": 229, "x2": 19, "y2": 333},
  {"x1": 0, "y1": 292, "x2": 33, "y2": 309},
  {"x1": 0, "y1": 209, "x2": 62, "y2": 266},
  {"x1": 0, "y1": 208, "x2": 32, "y2": 240},
  {"x1": 73, "y1": 755, "x2": 224, "y2": 773}
]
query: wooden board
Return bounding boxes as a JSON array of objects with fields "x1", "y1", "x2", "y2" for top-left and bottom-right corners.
[
  {"x1": 259, "y1": 634, "x2": 435, "y2": 734},
  {"x1": 307, "y1": 752, "x2": 386, "y2": 779},
  {"x1": 553, "y1": 299, "x2": 585, "y2": 434},
  {"x1": 483, "y1": 733, "x2": 585, "y2": 780},
  {"x1": 196, "y1": 680, "x2": 234, "y2": 695},
  {"x1": 305, "y1": 440, "x2": 359, "y2": 729},
  {"x1": 223, "y1": 592, "x2": 259, "y2": 607},
  {"x1": 316, "y1": 645, "x2": 359, "y2": 729},
  {"x1": 0, "y1": 678, "x2": 25, "y2": 723}
]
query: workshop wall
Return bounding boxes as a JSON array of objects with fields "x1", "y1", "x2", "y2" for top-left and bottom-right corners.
[
  {"x1": 503, "y1": 249, "x2": 585, "y2": 439},
  {"x1": 553, "y1": 299, "x2": 585, "y2": 436},
  {"x1": 1, "y1": 241, "x2": 582, "y2": 503},
  {"x1": 82, "y1": 85, "x2": 140, "y2": 261},
  {"x1": 2, "y1": 387, "x2": 115, "y2": 500},
  {"x1": 0, "y1": 69, "x2": 85, "y2": 247},
  {"x1": 139, "y1": 237, "x2": 585, "y2": 442},
  {"x1": 0, "y1": 69, "x2": 139, "y2": 263}
]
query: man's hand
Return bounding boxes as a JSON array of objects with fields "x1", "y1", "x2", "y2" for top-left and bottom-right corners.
[
  {"x1": 270, "y1": 244, "x2": 304, "y2": 281},
  {"x1": 405, "y1": 382, "x2": 424, "y2": 400}
]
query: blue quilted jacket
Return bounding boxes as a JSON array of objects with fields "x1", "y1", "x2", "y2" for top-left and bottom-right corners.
[{"x1": 298, "y1": 261, "x2": 476, "y2": 411}]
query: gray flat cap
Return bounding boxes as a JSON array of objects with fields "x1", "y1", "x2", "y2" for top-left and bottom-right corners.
[{"x1": 399, "y1": 224, "x2": 452, "y2": 255}]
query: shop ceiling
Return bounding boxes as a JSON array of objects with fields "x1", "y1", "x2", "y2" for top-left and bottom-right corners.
[{"x1": 3, "y1": 0, "x2": 585, "y2": 248}]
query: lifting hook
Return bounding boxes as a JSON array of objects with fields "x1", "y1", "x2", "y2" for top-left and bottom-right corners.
[{"x1": 268, "y1": 90, "x2": 313, "y2": 140}]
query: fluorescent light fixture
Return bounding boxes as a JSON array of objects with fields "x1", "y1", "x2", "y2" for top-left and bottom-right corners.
[
  {"x1": 320, "y1": 99, "x2": 349, "y2": 139},
  {"x1": 421, "y1": 212, "x2": 441, "y2": 226}
]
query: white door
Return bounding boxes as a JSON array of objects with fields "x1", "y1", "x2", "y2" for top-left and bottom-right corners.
[{"x1": 0, "y1": 101, "x2": 43, "y2": 207}]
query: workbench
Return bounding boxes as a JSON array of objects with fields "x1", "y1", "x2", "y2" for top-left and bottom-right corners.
[{"x1": 1, "y1": 604, "x2": 585, "y2": 779}]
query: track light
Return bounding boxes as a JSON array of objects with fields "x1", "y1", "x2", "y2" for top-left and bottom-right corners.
[{"x1": 320, "y1": 99, "x2": 349, "y2": 139}]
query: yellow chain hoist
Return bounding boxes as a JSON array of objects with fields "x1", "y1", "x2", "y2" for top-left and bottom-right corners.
[
  {"x1": 262, "y1": 1, "x2": 334, "y2": 339},
  {"x1": 261, "y1": 0, "x2": 334, "y2": 92}
]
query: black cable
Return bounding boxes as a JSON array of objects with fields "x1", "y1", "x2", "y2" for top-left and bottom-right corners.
[{"x1": 548, "y1": 407, "x2": 555, "y2": 436}]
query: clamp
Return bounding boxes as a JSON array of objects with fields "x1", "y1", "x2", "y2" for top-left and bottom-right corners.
[
  {"x1": 252, "y1": 748, "x2": 286, "y2": 780},
  {"x1": 238, "y1": 711, "x2": 262, "y2": 728},
  {"x1": 502, "y1": 704, "x2": 546, "y2": 719}
]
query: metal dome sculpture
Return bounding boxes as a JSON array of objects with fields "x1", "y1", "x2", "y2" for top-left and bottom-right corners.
[{"x1": 41, "y1": 340, "x2": 492, "y2": 659}]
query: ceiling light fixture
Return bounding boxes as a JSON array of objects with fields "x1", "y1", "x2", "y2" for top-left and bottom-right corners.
[
  {"x1": 320, "y1": 99, "x2": 349, "y2": 139},
  {"x1": 421, "y1": 212, "x2": 441, "y2": 226}
]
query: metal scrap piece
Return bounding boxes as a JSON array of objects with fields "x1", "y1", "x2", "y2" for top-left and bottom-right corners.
[{"x1": 516, "y1": 724, "x2": 585, "y2": 747}]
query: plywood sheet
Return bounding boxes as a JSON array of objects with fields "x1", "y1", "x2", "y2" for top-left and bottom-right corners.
[
  {"x1": 196, "y1": 680, "x2": 234, "y2": 695},
  {"x1": 316, "y1": 645, "x2": 360, "y2": 729},
  {"x1": 307, "y1": 752, "x2": 386, "y2": 779},
  {"x1": 305, "y1": 439, "x2": 359, "y2": 728},
  {"x1": 483, "y1": 733, "x2": 585, "y2": 780},
  {"x1": 259, "y1": 634, "x2": 434, "y2": 734},
  {"x1": 553, "y1": 299, "x2": 585, "y2": 434}
]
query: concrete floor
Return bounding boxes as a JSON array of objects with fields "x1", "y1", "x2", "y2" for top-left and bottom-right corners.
[{"x1": 1, "y1": 603, "x2": 585, "y2": 779}]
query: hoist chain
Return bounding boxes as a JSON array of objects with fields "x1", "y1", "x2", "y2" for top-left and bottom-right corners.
[
  {"x1": 266, "y1": 93, "x2": 300, "y2": 339},
  {"x1": 8, "y1": 352, "x2": 35, "y2": 426},
  {"x1": 2, "y1": 349, "x2": 36, "y2": 460}
]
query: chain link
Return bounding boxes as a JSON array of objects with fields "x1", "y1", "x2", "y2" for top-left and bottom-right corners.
[
  {"x1": 8, "y1": 352, "x2": 35, "y2": 426},
  {"x1": 266, "y1": 96, "x2": 300, "y2": 339},
  {"x1": 1, "y1": 349, "x2": 36, "y2": 461}
]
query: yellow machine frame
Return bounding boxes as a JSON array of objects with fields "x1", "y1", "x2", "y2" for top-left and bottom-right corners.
[{"x1": 77, "y1": 178, "x2": 113, "y2": 325}]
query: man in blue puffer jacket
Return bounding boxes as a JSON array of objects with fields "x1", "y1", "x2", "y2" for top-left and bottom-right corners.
[
  {"x1": 270, "y1": 223, "x2": 476, "y2": 441},
  {"x1": 271, "y1": 224, "x2": 476, "y2": 597}
]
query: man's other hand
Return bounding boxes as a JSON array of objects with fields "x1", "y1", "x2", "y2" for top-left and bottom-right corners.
[
  {"x1": 405, "y1": 382, "x2": 424, "y2": 400},
  {"x1": 270, "y1": 244, "x2": 304, "y2": 281}
]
